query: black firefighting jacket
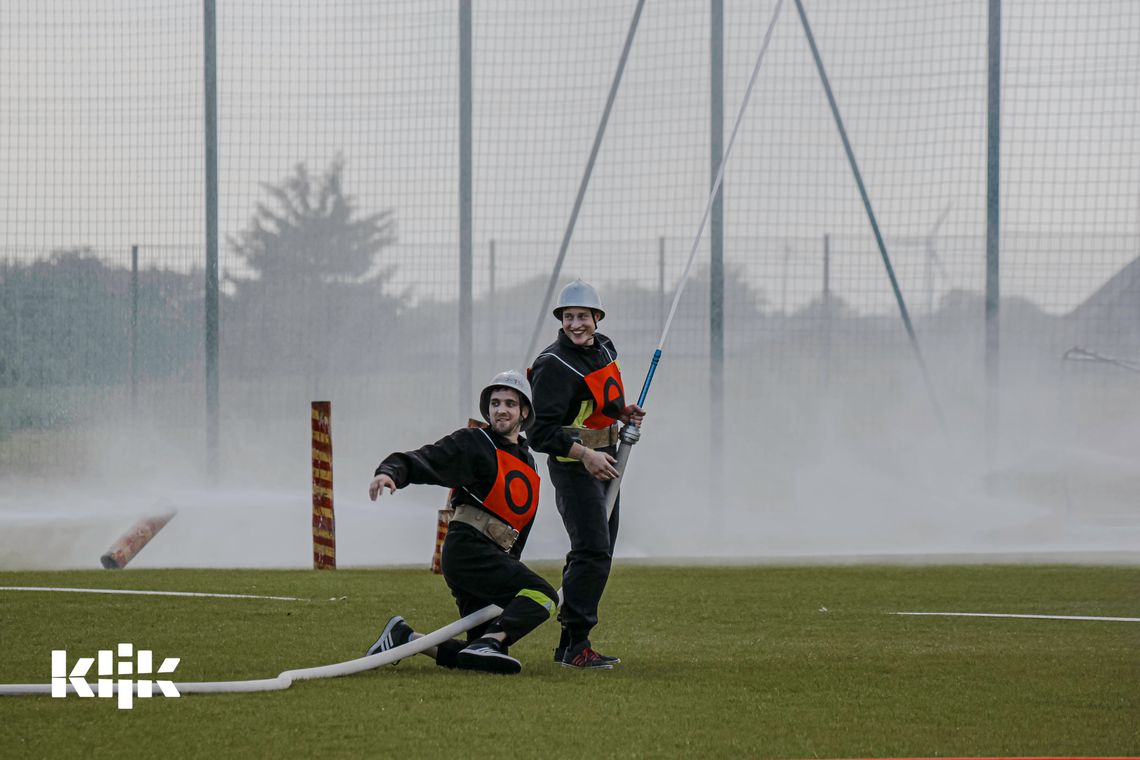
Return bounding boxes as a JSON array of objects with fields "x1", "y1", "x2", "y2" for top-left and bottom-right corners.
[
  {"x1": 374, "y1": 427, "x2": 537, "y2": 557},
  {"x1": 528, "y1": 329, "x2": 626, "y2": 459}
]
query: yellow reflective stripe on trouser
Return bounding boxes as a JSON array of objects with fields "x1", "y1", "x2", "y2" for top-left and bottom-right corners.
[{"x1": 516, "y1": 588, "x2": 557, "y2": 617}]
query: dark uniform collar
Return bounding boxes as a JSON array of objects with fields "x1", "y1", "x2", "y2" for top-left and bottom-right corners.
[{"x1": 486, "y1": 427, "x2": 528, "y2": 453}]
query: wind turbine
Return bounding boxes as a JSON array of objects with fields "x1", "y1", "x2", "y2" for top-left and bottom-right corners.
[{"x1": 924, "y1": 203, "x2": 954, "y2": 315}]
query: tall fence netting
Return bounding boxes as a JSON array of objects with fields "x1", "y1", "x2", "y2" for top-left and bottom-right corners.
[{"x1": 2, "y1": 1, "x2": 1137, "y2": 565}]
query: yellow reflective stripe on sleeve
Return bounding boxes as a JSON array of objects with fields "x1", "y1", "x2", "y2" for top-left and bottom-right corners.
[{"x1": 516, "y1": 588, "x2": 557, "y2": 617}]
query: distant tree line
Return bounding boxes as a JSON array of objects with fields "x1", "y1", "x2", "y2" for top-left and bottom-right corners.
[
  {"x1": 0, "y1": 249, "x2": 200, "y2": 388},
  {"x1": 0, "y1": 157, "x2": 406, "y2": 393},
  {"x1": 6, "y1": 155, "x2": 1099, "y2": 440}
]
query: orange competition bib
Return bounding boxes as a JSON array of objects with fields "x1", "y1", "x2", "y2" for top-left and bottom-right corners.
[
  {"x1": 479, "y1": 447, "x2": 540, "y2": 531},
  {"x1": 581, "y1": 362, "x2": 625, "y2": 430}
]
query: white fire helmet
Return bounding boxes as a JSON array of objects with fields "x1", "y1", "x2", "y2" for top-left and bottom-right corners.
[
  {"x1": 479, "y1": 370, "x2": 535, "y2": 432},
  {"x1": 553, "y1": 278, "x2": 605, "y2": 321}
]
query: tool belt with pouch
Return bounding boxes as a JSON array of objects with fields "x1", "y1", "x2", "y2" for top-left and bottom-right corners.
[
  {"x1": 451, "y1": 504, "x2": 519, "y2": 552},
  {"x1": 564, "y1": 424, "x2": 620, "y2": 450}
]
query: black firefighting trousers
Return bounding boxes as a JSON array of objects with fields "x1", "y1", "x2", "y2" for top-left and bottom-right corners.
[
  {"x1": 547, "y1": 453, "x2": 621, "y2": 646},
  {"x1": 433, "y1": 522, "x2": 558, "y2": 668}
]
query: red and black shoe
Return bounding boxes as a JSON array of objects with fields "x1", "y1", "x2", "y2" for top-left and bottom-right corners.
[{"x1": 560, "y1": 641, "x2": 617, "y2": 669}]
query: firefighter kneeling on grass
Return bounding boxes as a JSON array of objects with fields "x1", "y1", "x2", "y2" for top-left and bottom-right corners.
[{"x1": 365, "y1": 370, "x2": 557, "y2": 675}]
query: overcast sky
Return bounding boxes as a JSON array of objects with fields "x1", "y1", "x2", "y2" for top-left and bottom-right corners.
[{"x1": 2, "y1": 0, "x2": 1138, "y2": 313}]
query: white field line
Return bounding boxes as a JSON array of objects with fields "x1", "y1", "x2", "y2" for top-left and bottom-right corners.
[
  {"x1": 895, "y1": 611, "x2": 1140, "y2": 623},
  {"x1": 0, "y1": 586, "x2": 302, "y2": 602}
]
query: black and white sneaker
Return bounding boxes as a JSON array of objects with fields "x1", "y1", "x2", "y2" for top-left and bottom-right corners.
[
  {"x1": 366, "y1": 615, "x2": 415, "y2": 658},
  {"x1": 456, "y1": 637, "x2": 522, "y2": 675}
]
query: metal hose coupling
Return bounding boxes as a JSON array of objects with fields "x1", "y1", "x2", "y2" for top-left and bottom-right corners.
[{"x1": 618, "y1": 422, "x2": 641, "y2": 446}]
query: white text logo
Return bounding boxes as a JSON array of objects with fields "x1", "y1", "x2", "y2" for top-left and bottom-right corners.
[{"x1": 52, "y1": 644, "x2": 180, "y2": 709}]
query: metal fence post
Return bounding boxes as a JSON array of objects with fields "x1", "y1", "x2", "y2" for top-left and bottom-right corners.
[
  {"x1": 131, "y1": 244, "x2": 139, "y2": 412},
  {"x1": 709, "y1": 0, "x2": 725, "y2": 507},
  {"x1": 985, "y1": 0, "x2": 1002, "y2": 460},
  {"x1": 203, "y1": 0, "x2": 220, "y2": 479},
  {"x1": 458, "y1": 0, "x2": 473, "y2": 418}
]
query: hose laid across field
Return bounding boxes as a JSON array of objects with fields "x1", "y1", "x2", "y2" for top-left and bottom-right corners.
[{"x1": 0, "y1": 604, "x2": 501, "y2": 696}]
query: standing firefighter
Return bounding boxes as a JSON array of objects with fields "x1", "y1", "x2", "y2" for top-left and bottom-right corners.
[
  {"x1": 528, "y1": 279, "x2": 645, "y2": 669},
  {"x1": 365, "y1": 371, "x2": 557, "y2": 675}
]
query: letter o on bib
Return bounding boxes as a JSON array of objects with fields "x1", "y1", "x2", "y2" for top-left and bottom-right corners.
[{"x1": 504, "y1": 471, "x2": 534, "y2": 515}]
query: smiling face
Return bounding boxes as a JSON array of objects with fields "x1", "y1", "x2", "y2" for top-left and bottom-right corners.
[
  {"x1": 488, "y1": 387, "x2": 527, "y2": 439},
  {"x1": 560, "y1": 307, "x2": 599, "y2": 346}
]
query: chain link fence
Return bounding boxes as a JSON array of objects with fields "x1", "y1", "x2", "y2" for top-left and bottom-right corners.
[{"x1": 1, "y1": 1, "x2": 1137, "y2": 563}]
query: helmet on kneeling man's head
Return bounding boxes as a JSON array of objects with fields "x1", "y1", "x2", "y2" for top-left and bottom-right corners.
[
  {"x1": 479, "y1": 370, "x2": 535, "y2": 432},
  {"x1": 553, "y1": 278, "x2": 604, "y2": 321}
]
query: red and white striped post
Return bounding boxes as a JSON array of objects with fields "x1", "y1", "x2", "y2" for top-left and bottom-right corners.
[
  {"x1": 311, "y1": 401, "x2": 336, "y2": 569},
  {"x1": 100, "y1": 508, "x2": 178, "y2": 569}
]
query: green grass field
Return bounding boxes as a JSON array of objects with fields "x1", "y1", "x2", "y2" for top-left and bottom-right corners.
[{"x1": 1, "y1": 564, "x2": 1137, "y2": 759}]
